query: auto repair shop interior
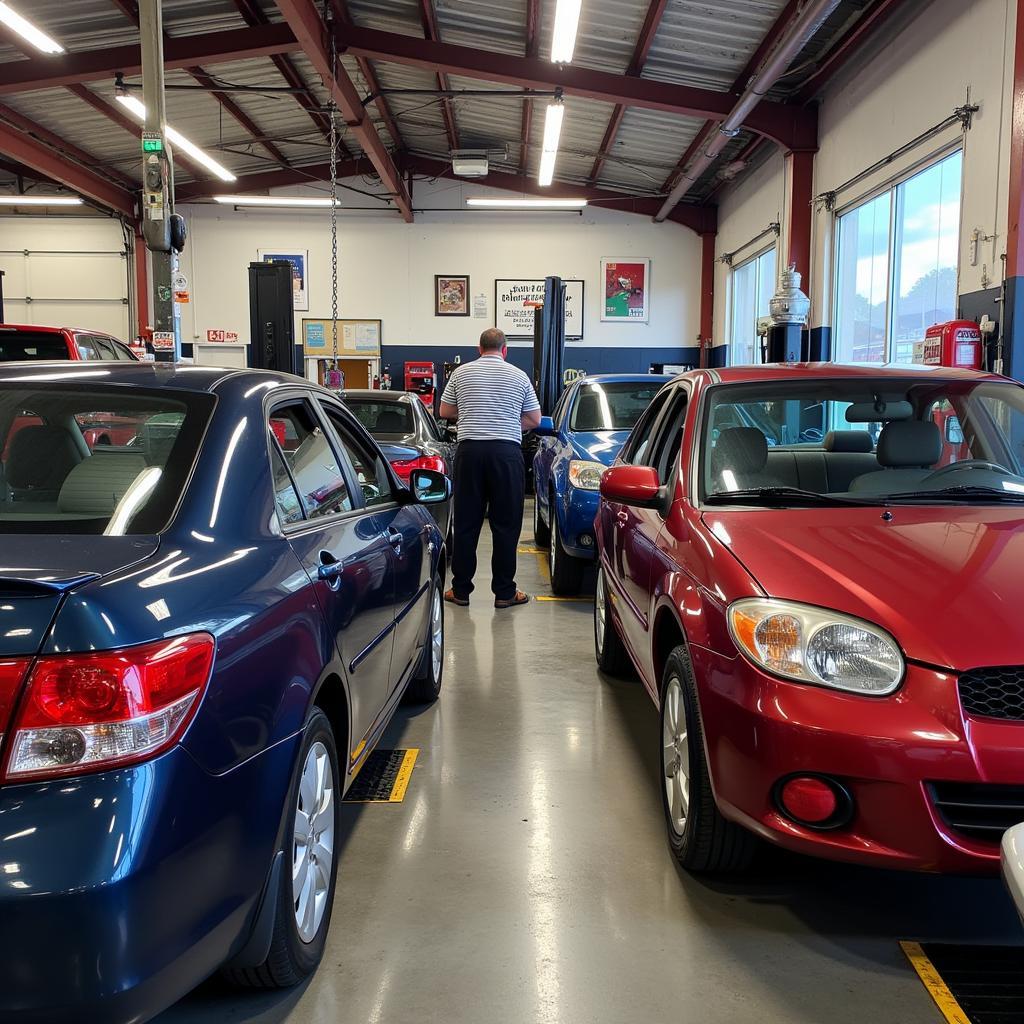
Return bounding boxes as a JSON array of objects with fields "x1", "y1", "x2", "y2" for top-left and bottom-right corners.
[{"x1": 4, "y1": 0, "x2": 1024, "y2": 1022}]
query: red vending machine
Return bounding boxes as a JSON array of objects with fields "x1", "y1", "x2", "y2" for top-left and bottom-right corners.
[
  {"x1": 404, "y1": 361, "x2": 436, "y2": 408},
  {"x1": 912, "y1": 320, "x2": 983, "y2": 370}
]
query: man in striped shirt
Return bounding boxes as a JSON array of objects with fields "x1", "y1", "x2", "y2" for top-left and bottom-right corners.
[{"x1": 439, "y1": 328, "x2": 542, "y2": 608}]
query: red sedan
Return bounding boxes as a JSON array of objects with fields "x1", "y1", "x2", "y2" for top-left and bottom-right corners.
[{"x1": 595, "y1": 363, "x2": 1024, "y2": 875}]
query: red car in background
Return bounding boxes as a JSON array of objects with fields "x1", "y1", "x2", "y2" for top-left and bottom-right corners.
[
  {"x1": 0, "y1": 324, "x2": 139, "y2": 363},
  {"x1": 595, "y1": 363, "x2": 1024, "y2": 876}
]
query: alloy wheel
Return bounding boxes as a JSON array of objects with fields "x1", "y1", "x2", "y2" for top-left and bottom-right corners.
[
  {"x1": 662, "y1": 675, "x2": 690, "y2": 836},
  {"x1": 430, "y1": 585, "x2": 443, "y2": 680},
  {"x1": 293, "y1": 740, "x2": 335, "y2": 943},
  {"x1": 595, "y1": 569, "x2": 607, "y2": 652}
]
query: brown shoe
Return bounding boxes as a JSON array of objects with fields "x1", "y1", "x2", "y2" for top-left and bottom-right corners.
[
  {"x1": 444, "y1": 589, "x2": 470, "y2": 607},
  {"x1": 494, "y1": 591, "x2": 529, "y2": 609}
]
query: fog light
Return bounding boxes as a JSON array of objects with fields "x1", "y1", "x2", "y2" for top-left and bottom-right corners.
[
  {"x1": 580, "y1": 534, "x2": 594, "y2": 548},
  {"x1": 775, "y1": 774, "x2": 852, "y2": 830}
]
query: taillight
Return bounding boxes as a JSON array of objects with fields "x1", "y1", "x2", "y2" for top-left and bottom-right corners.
[
  {"x1": 0, "y1": 659, "x2": 30, "y2": 740},
  {"x1": 389, "y1": 454, "x2": 446, "y2": 483},
  {"x1": 3, "y1": 633, "x2": 215, "y2": 781}
]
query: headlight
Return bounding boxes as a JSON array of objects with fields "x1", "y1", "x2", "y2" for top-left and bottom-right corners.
[
  {"x1": 568, "y1": 460, "x2": 605, "y2": 490},
  {"x1": 727, "y1": 598, "x2": 904, "y2": 695}
]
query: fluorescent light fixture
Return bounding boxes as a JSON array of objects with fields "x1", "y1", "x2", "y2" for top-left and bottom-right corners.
[
  {"x1": 115, "y1": 94, "x2": 236, "y2": 182},
  {"x1": 0, "y1": 195, "x2": 82, "y2": 206},
  {"x1": 550, "y1": 0, "x2": 582, "y2": 63},
  {"x1": 0, "y1": 3, "x2": 64, "y2": 54},
  {"x1": 213, "y1": 195, "x2": 335, "y2": 208},
  {"x1": 538, "y1": 101, "x2": 565, "y2": 187},
  {"x1": 466, "y1": 197, "x2": 587, "y2": 209}
]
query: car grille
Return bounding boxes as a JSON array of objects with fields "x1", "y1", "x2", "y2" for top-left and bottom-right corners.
[
  {"x1": 958, "y1": 666, "x2": 1024, "y2": 722},
  {"x1": 929, "y1": 782, "x2": 1024, "y2": 843}
]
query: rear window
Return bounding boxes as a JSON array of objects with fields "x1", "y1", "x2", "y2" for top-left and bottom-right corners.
[
  {"x1": 0, "y1": 331, "x2": 69, "y2": 361},
  {"x1": 570, "y1": 382, "x2": 664, "y2": 432},
  {"x1": 0, "y1": 385, "x2": 213, "y2": 534},
  {"x1": 345, "y1": 399, "x2": 414, "y2": 436}
]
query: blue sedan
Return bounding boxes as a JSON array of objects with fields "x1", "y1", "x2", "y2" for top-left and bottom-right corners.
[
  {"x1": 0, "y1": 362, "x2": 449, "y2": 1023},
  {"x1": 533, "y1": 374, "x2": 670, "y2": 593}
]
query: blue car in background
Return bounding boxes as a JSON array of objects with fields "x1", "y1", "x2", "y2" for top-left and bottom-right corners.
[
  {"x1": 533, "y1": 374, "x2": 670, "y2": 593},
  {"x1": 0, "y1": 362, "x2": 449, "y2": 1024}
]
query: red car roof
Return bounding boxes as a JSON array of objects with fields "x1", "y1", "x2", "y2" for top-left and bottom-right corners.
[{"x1": 684, "y1": 362, "x2": 1006, "y2": 385}]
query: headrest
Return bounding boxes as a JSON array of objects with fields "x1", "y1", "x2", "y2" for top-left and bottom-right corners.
[
  {"x1": 376, "y1": 409, "x2": 408, "y2": 434},
  {"x1": 6, "y1": 425, "x2": 79, "y2": 490},
  {"x1": 824, "y1": 430, "x2": 873, "y2": 453},
  {"x1": 712, "y1": 427, "x2": 768, "y2": 474},
  {"x1": 58, "y1": 452, "x2": 148, "y2": 515},
  {"x1": 142, "y1": 418, "x2": 179, "y2": 466},
  {"x1": 876, "y1": 420, "x2": 941, "y2": 468}
]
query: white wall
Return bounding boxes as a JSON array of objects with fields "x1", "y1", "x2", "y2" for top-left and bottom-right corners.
[
  {"x1": 712, "y1": 0, "x2": 1015, "y2": 352},
  {"x1": 0, "y1": 216, "x2": 130, "y2": 338},
  {"x1": 178, "y1": 176, "x2": 701, "y2": 353}
]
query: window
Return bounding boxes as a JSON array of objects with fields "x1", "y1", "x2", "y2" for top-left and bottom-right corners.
[
  {"x1": 834, "y1": 150, "x2": 962, "y2": 363},
  {"x1": 270, "y1": 442, "x2": 304, "y2": 526},
  {"x1": 569, "y1": 382, "x2": 666, "y2": 432},
  {"x1": 728, "y1": 247, "x2": 776, "y2": 365},
  {"x1": 269, "y1": 402, "x2": 352, "y2": 520},
  {"x1": 344, "y1": 398, "x2": 414, "y2": 436},
  {"x1": 621, "y1": 388, "x2": 672, "y2": 465},
  {"x1": 320, "y1": 406, "x2": 393, "y2": 508},
  {"x1": 650, "y1": 390, "x2": 689, "y2": 484},
  {"x1": 0, "y1": 330, "x2": 70, "y2": 360}
]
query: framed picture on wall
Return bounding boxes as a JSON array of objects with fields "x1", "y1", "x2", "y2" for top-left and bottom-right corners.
[
  {"x1": 435, "y1": 275, "x2": 470, "y2": 316},
  {"x1": 600, "y1": 258, "x2": 650, "y2": 323},
  {"x1": 495, "y1": 279, "x2": 585, "y2": 340},
  {"x1": 258, "y1": 249, "x2": 309, "y2": 311}
]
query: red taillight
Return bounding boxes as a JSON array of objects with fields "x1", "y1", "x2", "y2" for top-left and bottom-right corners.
[
  {"x1": 4, "y1": 633, "x2": 215, "y2": 781},
  {"x1": 0, "y1": 659, "x2": 30, "y2": 738},
  {"x1": 389, "y1": 454, "x2": 446, "y2": 483}
]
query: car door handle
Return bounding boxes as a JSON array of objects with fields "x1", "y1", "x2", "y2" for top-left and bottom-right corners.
[
  {"x1": 317, "y1": 551, "x2": 344, "y2": 584},
  {"x1": 615, "y1": 510, "x2": 629, "y2": 528},
  {"x1": 385, "y1": 527, "x2": 403, "y2": 555}
]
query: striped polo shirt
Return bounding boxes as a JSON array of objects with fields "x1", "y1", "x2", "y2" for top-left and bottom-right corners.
[{"x1": 441, "y1": 354, "x2": 541, "y2": 444}]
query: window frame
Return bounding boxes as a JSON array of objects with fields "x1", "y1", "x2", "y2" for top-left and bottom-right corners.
[
  {"x1": 831, "y1": 145, "x2": 964, "y2": 364},
  {"x1": 727, "y1": 244, "x2": 777, "y2": 367},
  {"x1": 314, "y1": 395, "x2": 397, "y2": 511},
  {"x1": 620, "y1": 385, "x2": 676, "y2": 466}
]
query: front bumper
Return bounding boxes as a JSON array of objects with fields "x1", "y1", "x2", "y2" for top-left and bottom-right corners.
[
  {"x1": 692, "y1": 648, "x2": 1022, "y2": 873},
  {"x1": 558, "y1": 485, "x2": 600, "y2": 560},
  {"x1": 0, "y1": 735, "x2": 299, "y2": 1024}
]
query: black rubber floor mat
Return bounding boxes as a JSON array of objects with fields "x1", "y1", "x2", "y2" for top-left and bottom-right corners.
[
  {"x1": 902, "y1": 941, "x2": 1024, "y2": 1024},
  {"x1": 343, "y1": 748, "x2": 418, "y2": 803}
]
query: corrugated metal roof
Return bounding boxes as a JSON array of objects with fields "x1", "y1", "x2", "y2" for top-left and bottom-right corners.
[{"x1": 0, "y1": 0, "x2": 877, "y2": 207}]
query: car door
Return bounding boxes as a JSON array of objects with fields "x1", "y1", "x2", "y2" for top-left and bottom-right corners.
[
  {"x1": 269, "y1": 396, "x2": 396, "y2": 760},
  {"x1": 318, "y1": 398, "x2": 431, "y2": 700},
  {"x1": 536, "y1": 384, "x2": 574, "y2": 515}
]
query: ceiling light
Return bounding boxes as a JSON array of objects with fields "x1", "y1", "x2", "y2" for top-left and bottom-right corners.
[
  {"x1": 0, "y1": 195, "x2": 82, "y2": 206},
  {"x1": 550, "y1": 0, "x2": 582, "y2": 63},
  {"x1": 466, "y1": 197, "x2": 587, "y2": 209},
  {"x1": 213, "y1": 195, "x2": 336, "y2": 208},
  {"x1": 115, "y1": 94, "x2": 236, "y2": 182},
  {"x1": 0, "y1": 3, "x2": 64, "y2": 54},
  {"x1": 538, "y1": 101, "x2": 565, "y2": 187}
]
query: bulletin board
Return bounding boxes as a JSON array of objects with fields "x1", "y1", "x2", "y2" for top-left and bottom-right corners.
[{"x1": 302, "y1": 318, "x2": 382, "y2": 358}]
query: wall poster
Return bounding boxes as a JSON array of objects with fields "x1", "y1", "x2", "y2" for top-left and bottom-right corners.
[
  {"x1": 494, "y1": 278, "x2": 584, "y2": 339},
  {"x1": 435, "y1": 275, "x2": 470, "y2": 316},
  {"x1": 258, "y1": 249, "x2": 309, "y2": 311},
  {"x1": 600, "y1": 258, "x2": 650, "y2": 322}
]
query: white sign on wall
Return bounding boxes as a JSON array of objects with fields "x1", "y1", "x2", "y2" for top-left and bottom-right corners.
[{"x1": 494, "y1": 279, "x2": 584, "y2": 340}]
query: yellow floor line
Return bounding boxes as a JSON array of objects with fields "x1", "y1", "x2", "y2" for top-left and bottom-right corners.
[
  {"x1": 900, "y1": 941, "x2": 973, "y2": 1024},
  {"x1": 534, "y1": 550, "x2": 550, "y2": 581},
  {"x1": 388, "y1": 748, "x2": 419, "y2": 802},
  {"x1": 518, "y1": 546, "x2": 545, "y2": 555},
  {"x1": 536, "y1": 595, "x2": 591, "y2": 602}
]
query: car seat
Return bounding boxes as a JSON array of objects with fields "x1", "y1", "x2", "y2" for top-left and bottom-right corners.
[
  {"x1": 57, "y1": 452, "x2": 149, "y2": 517},
  {"x1": 823, "y1": 430, "x2": 873, "y2": 454},
  {"x1": 573, "y1": 392, "x2": 602, "y2": 431},
  {"x1": 848, "y1": 420, "x2": 941, "y2": 494},
  {"x1": 710, "y1": 427, "x2": 780, "y2": 491},
  {"x1": 6, "y1": 425, "x2": 81, "y2": 502},
  {"x1": 375, "y1": 409, "x2": 409, "y2": 435}
]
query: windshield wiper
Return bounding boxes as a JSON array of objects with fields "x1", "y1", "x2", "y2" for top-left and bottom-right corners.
[
  {"x1": 704, "y1": 487, "x2": 875, "y2": 508},
  {"x1": 880, "y1": 486, "x2": 1024, "y2": 504}
]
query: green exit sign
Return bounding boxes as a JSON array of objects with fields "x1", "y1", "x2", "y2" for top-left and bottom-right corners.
[{"x1": 142, "y1": 135, "x2": 163, "y2": 153}]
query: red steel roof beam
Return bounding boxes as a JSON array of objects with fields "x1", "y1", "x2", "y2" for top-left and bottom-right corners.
[
  {"x1": 418, "y1": 0, "x2": 459, "y2": 152},
  {"x1": 276, "y1": 0, "x2": 413, "y2": 221},
  {"x1": 588, "y1": 0, "x2": 669, "y2": 184},
  {"x1": 518, "y1": 0, "x2": 539, "y2": 174}
]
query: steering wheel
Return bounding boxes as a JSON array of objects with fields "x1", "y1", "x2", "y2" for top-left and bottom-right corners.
[{"x1": 926, "y1": 459, "x2": 1008, "y2": 480}]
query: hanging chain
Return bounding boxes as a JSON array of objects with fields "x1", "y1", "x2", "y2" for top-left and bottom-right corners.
[{"x1": 328, "y1": 7, "x2": 340, "y2": 378}]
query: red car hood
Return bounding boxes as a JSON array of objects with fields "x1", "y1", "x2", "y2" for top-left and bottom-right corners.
[{"x1": 703, "y1": 505, "x2": 1024, "y2": 671}]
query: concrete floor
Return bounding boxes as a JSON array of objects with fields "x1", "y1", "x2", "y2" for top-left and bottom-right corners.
[{"x1": 159, "y1": 502, "x2": 1021, "y2": 1024}]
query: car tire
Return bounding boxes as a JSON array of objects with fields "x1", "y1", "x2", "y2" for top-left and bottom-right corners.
[
  {"x1": 549, "y1": 512, "x2": 584, "y2": 595},
  {"x1": 226, "y1": 707, "x2": 341, "y2": 988},
  {"x1": 660, "y1": 645, "x2": 756, "y2": 873},
  {"x1": 594, "y1": 566, "x2": 634, "y2": 677},
  {"x1": 533, "y1": 493, "x2": 551, "y2": 547},
  {"x1": 404, "y1": 574, "x2": 444, "y2": 704}
]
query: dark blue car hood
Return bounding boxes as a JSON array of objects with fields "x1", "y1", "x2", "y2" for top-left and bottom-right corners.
[{"x1": 569, "y1": 430, "x2": 629, "y2": 466}]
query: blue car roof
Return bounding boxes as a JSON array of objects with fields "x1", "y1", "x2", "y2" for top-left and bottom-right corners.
[{"x1": 573, "y1": 373, "x2": 673, "y2": 385}]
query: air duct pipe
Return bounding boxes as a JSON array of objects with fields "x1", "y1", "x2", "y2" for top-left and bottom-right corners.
[{"x1": 654, "y1": 0, "x2": 842, "y2": 222}]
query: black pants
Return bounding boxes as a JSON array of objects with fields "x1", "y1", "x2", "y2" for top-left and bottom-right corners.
[{"x1": 451, "y1": 440, "x2": 525, "y2": 601}]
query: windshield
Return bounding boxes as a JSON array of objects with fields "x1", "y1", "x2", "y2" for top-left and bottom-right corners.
[
  {"x1": 345, "y1": 399, "x2": 414, "y2": 436},
  {"x1": 570, "y1": 381, "x2": 665, "y2": 432},
  {"x1": 0, "y1": 384, "x2": 213, "y2": 534},
  {"x1": 0, "y1": 331, "x2": 69, "y2": 361},
  {"x1": 700, "y1": 377, "x2": 1024, "y2": 505}
]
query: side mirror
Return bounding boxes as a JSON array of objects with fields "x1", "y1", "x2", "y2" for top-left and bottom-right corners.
[
  {"x1": 535, "y1": 415, "x2": 555, "y2": 437},
  {"x1": 945, "y1": 415, "x2": 964, "y2": 445},
  {"x1": 600, "y1": 465, "x2": 664, "y2": 509},
  {"x1": 409, "y1": 468, "x2": 451, "y2": 505}
]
